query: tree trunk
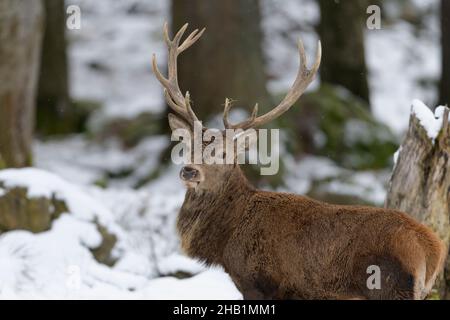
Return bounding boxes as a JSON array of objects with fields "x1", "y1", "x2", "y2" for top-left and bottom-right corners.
[
  {"x1": 385, "y1": 105, "x2": 450, "y2": 299},
  {"x1": 439, "y1": 0, "x2": 450, "y2": 106},
  {"x1": 317, "y1": 0, "x2": 370, "y2": 105},
  {"x1": 170, "y1": 0, "x2": 271, "y2": 122},
  {"x1": 0, "y1": 0, "x2": 44, "y2": 168},
  {"x1": 36, "y1": 0, "x2": 71, "y2": 135}
]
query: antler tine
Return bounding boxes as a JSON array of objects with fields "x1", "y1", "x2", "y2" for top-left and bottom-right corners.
[
  {"x1": 163, "y1": 89, "x2": 184, "y2": 115},
  {"x1": 223, "y1": 38, "x2": 322, "y2": 131},
  {"x1": 185, "y1": 92, "x2": 199, "y2": 123},
  {"x1": 179, "y1": 28, "x2": 206, "y2": 53},
  {"x1": 163, "y1": 22, "x2": 171, "y2": 46},
  {"x1": 224, "y1": 99, "x2": 259, "y2": 130},
  {"x1": 223, "y1": 99, "x2": 233, "y2": 129},
  {"x1": 298, "y1": 38, "x2": 308, "y2": 72},
  {"x1": 152, "y1": 23, "x2": 205, "y2": 125},
  {"x1": 173, "y1": 23, "x2": 189, "y2": 45}
]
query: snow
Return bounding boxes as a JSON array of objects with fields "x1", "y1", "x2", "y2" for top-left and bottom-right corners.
[
  {"x1": 282, "y1": 156, "x2": 343, "y2": 195},
  {"x1": 411, "y1": 99, "x2": 447, "y2": 142},
  {"x1": 0, "y1": 0, "x2": 443, "y2": 299},
  {"x1": 324, "y1": 171, "x2": 388, "y2": 205},
  {"x1": 158, "y1": 254, "x2": 206, "y2": 276},
  {"x1": 138, "y1": 268, "x2": 242, "y2": 300},
  {"x1": 0, "y1": 167, "x2": 240, "y2": 299},
  {"x1": 281, "y1": 155, "x2": 388, "y2": 206},
  {"x1": 0, "y1": 218, "x2": 240, "y2": 299},
  {"x1": 68, "y1": 0, "x2": 169, "y2": 122},
  {"x1": 0, "y1": 168, "x2": 116, "y2": 230},
  {"x1": 34, "y1": 135, "x2": 168, "y2": 187},
  {"x1": 393, "y1": 146, "x2": 403, "y2": 167}
]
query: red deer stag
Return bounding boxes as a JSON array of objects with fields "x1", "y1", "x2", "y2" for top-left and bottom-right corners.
[{"x1": 152, "y1": 23, "x2": 446, "y2": 300}]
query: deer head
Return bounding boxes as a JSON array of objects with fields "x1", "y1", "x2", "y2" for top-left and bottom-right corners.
[{"x1": 152, "y1": 23, "x2": 321, "y2": 191}]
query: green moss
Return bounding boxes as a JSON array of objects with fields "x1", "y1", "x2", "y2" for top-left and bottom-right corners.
[
  {"x1": 426, "y1": 291, "x2": 441, "y2": 300},
  {"x1": 91, "y1": 223, "x2": 117, "y2": 266},
  {"x1": 273, "y1": 85, "x2": 399, "y2": 170},
  {"x1": 36, "y1": 99, "x2": 101, "y2": 136},
  {"x1": 0, "y1": 156, "x2": 6, "y2": 170},
  {"x1": 25, "y1": 153, "x2": 33, "y2": 167},
  {"x1": 0, "y1": 186, "x2": 64, "y2": 233},
  {"x1": 94, "y1": 178, "x2": 109, "y2": 189}
]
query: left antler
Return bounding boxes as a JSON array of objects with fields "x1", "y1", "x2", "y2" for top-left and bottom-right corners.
[{"x1": 152, "y1": 22, "x2": 205, "y2": 125}]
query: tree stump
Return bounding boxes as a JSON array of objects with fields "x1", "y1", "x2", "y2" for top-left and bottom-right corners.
[{"x1": 385, "y1": 102, "x2": 450, "y2": 299}]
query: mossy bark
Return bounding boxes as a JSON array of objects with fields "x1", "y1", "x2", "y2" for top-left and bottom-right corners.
[
  {"x1": 385, "y1": 107, "x2": 450, "y2": 299},
  {"x1": 0, "y1": 0, "x2": 44, "y2": 168},
  {"x1": 0, "y1": 185, "x2": 67, "y2": 233},
  {"x1": 317, "y1": 0, "x2": 370, "y2": 104},
  {"x1": 36, "y1": 0, "x2": 78, "y2": 136}
]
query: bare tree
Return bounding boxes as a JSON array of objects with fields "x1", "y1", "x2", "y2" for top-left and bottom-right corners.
[
  {"x1": 439, "y1": 0, "x2": 450, "y2": 106},
  {"x1": 0, "y1": 0, "x2": 44, "y2": 168},
  {"x1": 317, "y1": 0, "x2": 370, "y2": 104},
  {"x1": 36, "y1": 0, "x2": 71, "y2": 135},
  {"x1": 170, "y1": 0, "x2": 271, "y2": 121}
]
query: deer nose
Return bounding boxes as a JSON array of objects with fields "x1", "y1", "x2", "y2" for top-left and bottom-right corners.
[{"x1": 181, "y1": 166, "x2": 198, "y2": 180}]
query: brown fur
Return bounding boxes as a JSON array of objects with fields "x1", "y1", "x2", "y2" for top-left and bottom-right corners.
[{"x1": 177, "y1": 164, "x2": 446, "y2": 300}]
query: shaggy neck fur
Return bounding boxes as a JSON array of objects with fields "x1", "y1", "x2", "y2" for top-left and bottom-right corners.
[{"x1": 177, "y1": 165, "x2": 254, "y2": 265}]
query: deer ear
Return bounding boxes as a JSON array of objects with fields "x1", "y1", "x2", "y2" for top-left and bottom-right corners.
[{"x1": 168, "y1": 113, "x2": 191, "y2": 132}]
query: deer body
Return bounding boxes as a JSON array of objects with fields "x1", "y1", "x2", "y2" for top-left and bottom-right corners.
[
  {"x1": 153, "y1": 24, "x2": 446, "y2": 300},
  {"x1": 177, "y1": 166, "x2": 445, "y2": 300}
]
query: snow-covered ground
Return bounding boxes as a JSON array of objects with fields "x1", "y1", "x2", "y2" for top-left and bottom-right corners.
[{"x1": 0, "y1": 0, "x2": 443, "y2": 299}]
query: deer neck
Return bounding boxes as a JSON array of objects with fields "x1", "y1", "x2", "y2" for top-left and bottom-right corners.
[{"x1": 177, "y1": 166, "x2": 254, "y2": 265}]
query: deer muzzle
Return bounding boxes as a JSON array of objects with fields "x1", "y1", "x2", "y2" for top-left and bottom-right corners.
[{"x1": 180, "y1": 166, "x2": 199, "y2": 181}]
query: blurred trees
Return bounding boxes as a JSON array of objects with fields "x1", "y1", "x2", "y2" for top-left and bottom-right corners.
[
  {"x1": 317, "y1": 0, "x2": 370, "y2": 105},
  {"x1": 439, "y1": 0, "x2": 450, "y2": 106},
  {"x1": 0, "y1": 0, "x2": 44, "y2": 168},
  {"x1": 170, "y1": 0, "x2": 271, "y2": 121},
  {"x1": 36, "y1": 0, "x2": 71, "y2": 135}
]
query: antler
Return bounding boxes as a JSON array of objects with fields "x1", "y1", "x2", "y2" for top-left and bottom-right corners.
[
  {"x1": 152, "y1": 23, "x2": 205, "y2": 125},
  {"x1": 223, "y1": 39, "x2": 322, "y2": 130}
]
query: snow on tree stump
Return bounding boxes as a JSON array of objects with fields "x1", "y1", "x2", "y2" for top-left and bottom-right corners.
[{"x1": 386, "y1": 100, "x2": 450, "y2": 299}]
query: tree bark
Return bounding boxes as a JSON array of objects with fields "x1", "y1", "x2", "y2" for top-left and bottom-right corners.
[
  {"x1": 36, "y1": 0, "x2": 71, "y2": 135},
  {"x1": 439, "y1": 0, "x2": 450, "y2": 106},
  {"x1": 317, "y1": 0, "x2": 370, "y2": 105},
  {"x1": 385, "y1": 106, "x2": 450, "y2": 298},
  {"x1": 0, "y1": 0, "x2": 44, "y2": 168},
  {"x1": 170, "y1": 0, "x2": 271, "y2": 122}
]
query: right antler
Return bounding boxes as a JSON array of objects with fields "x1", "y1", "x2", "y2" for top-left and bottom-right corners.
[
  {"x1": 223, "y1": 39, "x2": 322, "y2": 130},
  {"x1": 152, "y1": 23, "x2": 205, "y2": 125}
]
